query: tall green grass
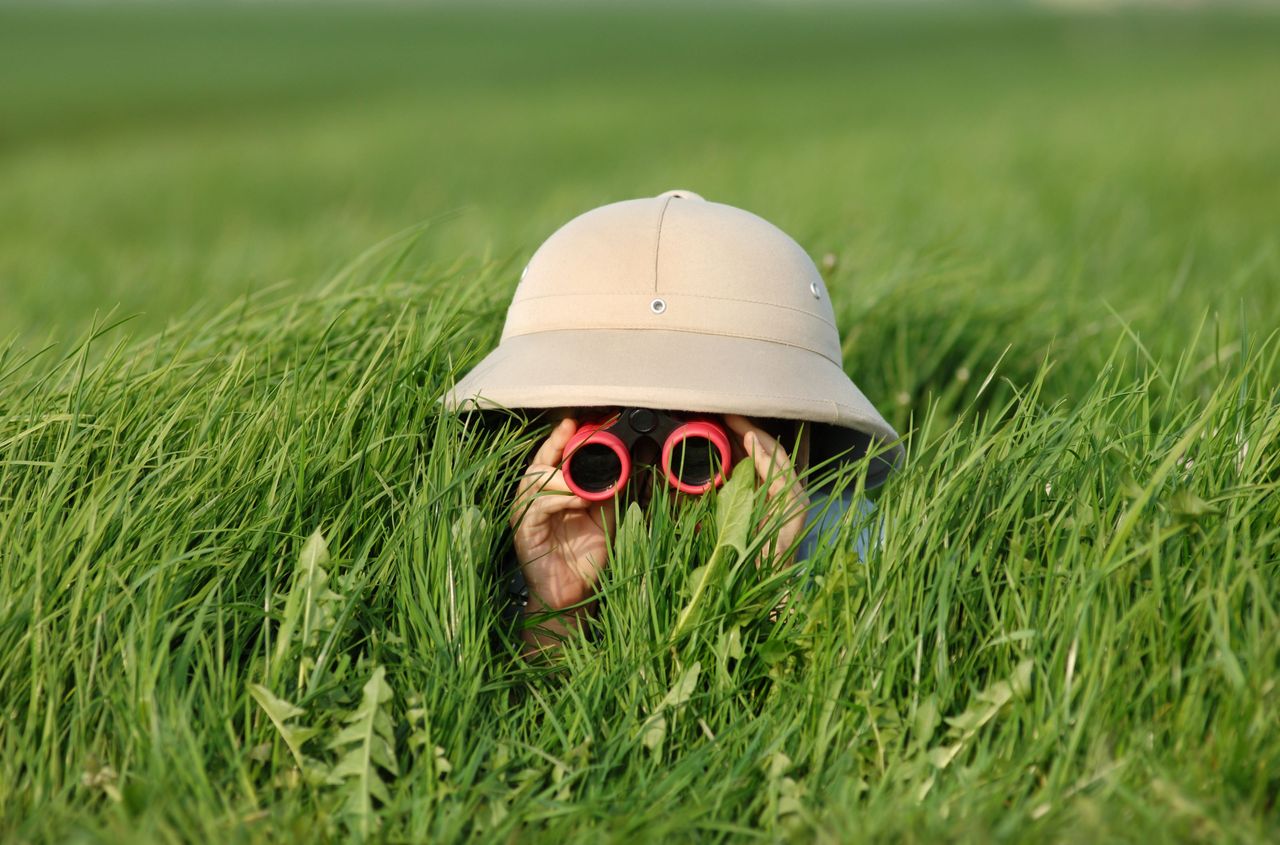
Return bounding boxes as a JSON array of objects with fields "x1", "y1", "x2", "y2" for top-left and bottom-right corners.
[
  {"x1": 2, "y1": 239, "x2": 1277, "y2": 841},
  {"x1": 2, "y1": 3, "x2": 1279, "y2": 842}
]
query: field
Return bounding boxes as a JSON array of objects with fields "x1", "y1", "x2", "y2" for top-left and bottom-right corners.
[{"x1": 2, "y1": 2, "x2": 1279, "y2": 842}]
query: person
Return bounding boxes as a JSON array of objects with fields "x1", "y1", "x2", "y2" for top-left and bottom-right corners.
[{"x1": 445, "y1": 190, "x2": 902, "y2": 656}]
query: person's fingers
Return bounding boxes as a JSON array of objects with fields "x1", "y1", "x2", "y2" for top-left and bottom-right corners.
[
  {"x1": 726, "y1": 415, "x2": 793, "y2": 483},
  {"x1": 516, "y1": 418, "x2": 582, "y2": 515},
  {"x1": 745, "y1": 427, "x2": 797, "y2": 494},
  {"x1": 729, "y1": 418, "x2": 812, "y2": 569},
  {"x1": 722, "y1": 414, "x2": 753, "y2": 436},
  {"x1": 516, "y1": 442, "x2": 577, "y2": 498},
  {"x1": 725, "y1": 416, "x2": 813, "y2": 574},
  {"x1": 518, "y1": 461, "x2": 571, "y2": 493},
  {"x1": 532, "y1": 417, "x2": 578, "y2": 468},
  {"x1": 511, "y1": 490, "x2": 592, "y2": 534},
  {"x1": 725, "y1": 413, "x2": 808, "y2": 515},
  {"x1": 723, "y1": 414, "x2": 756, "y2": 457},
  {"x1": 512, "y1": 464, "x2": 587, "y2": 527}
]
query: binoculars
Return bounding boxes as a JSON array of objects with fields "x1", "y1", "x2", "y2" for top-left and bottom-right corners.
[{"x1": 562, "y1": 408, "x2": 733, "y2": 501}]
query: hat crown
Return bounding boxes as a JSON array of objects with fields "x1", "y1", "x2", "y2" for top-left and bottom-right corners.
[{"x1": 503, "y1": 192, "x2": 841, "y2": 364}]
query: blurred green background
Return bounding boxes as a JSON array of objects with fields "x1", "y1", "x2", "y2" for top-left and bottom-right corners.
[
  {"x1": 2, "y1": 2, "x2": 1277, "y2": 348},
  {"x1": 4, "y1": 5, "x2": 1280, "y2": 840}
]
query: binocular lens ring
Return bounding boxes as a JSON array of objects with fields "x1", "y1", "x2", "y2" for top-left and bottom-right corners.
[
  {"x1": 562, "y1": 428, "x2": 631, "y2": 502},
  {"x1": 661, "y1": 422, "x2": 732, "y2": 495}
]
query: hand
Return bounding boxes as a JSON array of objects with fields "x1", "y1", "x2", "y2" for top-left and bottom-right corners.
[
  {"x1": 511, "y1": 417, "x2": 617, "y2": 615},
  {"x1": 723, "y1": 415, "x2": 811, "y2": 569}
]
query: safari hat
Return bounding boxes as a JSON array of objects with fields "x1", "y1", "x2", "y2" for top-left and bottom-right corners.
[{"x1": 446, "y1": 190, "x2": 903, "y2": 486}]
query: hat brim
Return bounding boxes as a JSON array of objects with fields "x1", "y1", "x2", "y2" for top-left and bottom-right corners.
[{"x1": 445, "y1": 329, "x2": 904, "y2": 487}]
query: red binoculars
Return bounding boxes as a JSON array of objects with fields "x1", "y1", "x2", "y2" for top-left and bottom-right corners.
[{"x1": 562, "y1": 408, "x2": 733, "y2": 501}]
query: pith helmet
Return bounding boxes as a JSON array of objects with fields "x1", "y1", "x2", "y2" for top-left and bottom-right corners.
[{"x1": 446, "y1": 190, "x2": 903, "y2": 486}]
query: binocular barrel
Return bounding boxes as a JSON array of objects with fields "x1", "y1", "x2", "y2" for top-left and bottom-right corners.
[{"x1": 562, "y1": 413, "x2": 732, "y2": 501}]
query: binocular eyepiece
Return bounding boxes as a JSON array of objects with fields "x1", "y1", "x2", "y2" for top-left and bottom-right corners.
[{"x1": 562, "y1": 408, "x2": 733, "y2": 501}]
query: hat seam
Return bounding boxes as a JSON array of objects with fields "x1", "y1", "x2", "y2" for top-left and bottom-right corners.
[
  {"x1": 510, "y1": 290, "x2": 839, "y2": 329},
  {"x1": 502, "y1": 325, "x2": 844, "y2": 367},
  {"x1": 652, "y1": 196, "x2": 673, "y2": 294}
]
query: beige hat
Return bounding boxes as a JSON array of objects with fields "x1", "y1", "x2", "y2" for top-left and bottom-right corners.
[{"x1": 447, "y1": 190, "x2": 903, "y2": 486}]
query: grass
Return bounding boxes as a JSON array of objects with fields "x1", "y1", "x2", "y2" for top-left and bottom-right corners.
[{"x1": 1, "y1": 2, "x2": 1279, "y2": 842}]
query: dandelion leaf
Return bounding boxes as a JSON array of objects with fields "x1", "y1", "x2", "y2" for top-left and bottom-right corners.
[
  {"x1": 658, "y1": 660, "x2": 701, "y2": 711},
  {"x1": 932, "y1": 659, "x2": 1034, "y2": 768},
  {"x1": 326, "y1": 665, "x2": 399, "y2": 838},
  {"x1": 273, "y1": 528, "x2": 343, "y2": 684},
  {"x1": 914, "y1": 694, "x2": 940, "y2": 748},
  {"x1": 714, "y1": 457, "x2": 756, "y2": 557},
  {"x1": 248, "y1": 683, "x2": 321, "y2": 774},
  {"x1": 1168, "y1": 488, "x2": 1219, "y2": 521},
  {"x1": 640, "y1": 662, "x2": 701, "y2": 758},
  {"x1": 672, "y1": 463, "x2": 754, "y2": 640},
  {"x1": 449, "y1": 505, "x2": 488, "y2": 546},
  {"x1": 641, "y1": 713, "x2": 667, "y2": 755}
]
